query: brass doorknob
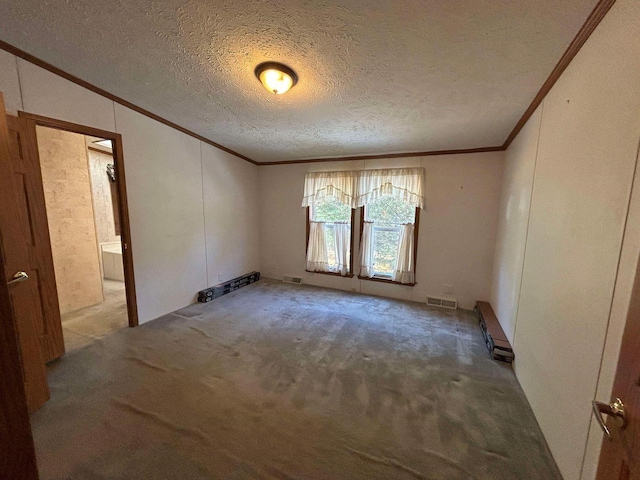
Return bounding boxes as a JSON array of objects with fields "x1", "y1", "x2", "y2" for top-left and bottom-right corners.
[
  {"x1": 7, "y1": 271, "x2": 29, "y2": 285},
  {"x1": 592, "y1": 398, "x2": 626, "y2": 440}
]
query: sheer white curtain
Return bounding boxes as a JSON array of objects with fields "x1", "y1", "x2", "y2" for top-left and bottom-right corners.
[
  {"x1": 393, "y1": 223, "x2": 415, "y2": 284},
  {"x1": 306, "y1": 221, "x2": 330, "y2": 272},
  {"x1": 302, "y1": 171, "x2": 358, "y2": 208},
  {"x1": 355, "y1": 168, "x2": 425, "y2": 209},
  {"x1": 359, "y1": 221, "x2": 375, "y2": 278},
  {"x1": 333, "y1": 223, "x2": 350, "y2": 276}
]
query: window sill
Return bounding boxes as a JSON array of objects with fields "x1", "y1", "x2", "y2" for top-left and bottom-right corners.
[
  {"x1": 306, "y1": 270, "x2": 354, "y2": 278},
  {"x1": 357, "y1": 275, "x2": 416, "y2": 287}
]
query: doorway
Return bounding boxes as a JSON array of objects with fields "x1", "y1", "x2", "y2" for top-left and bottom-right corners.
[
  {"x1": 3, "y1": 109, "x2": 138, "y2": 413},
  {"x1": 27, "y1": 114, "x2": 139, "y2": 332},
  {"x1": 35, "y1": 126, "x2": 129, "y2": 352}
]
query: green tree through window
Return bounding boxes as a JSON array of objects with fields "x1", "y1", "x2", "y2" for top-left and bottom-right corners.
[
  {"x1": 313, "y1": 196, "x2": 351, "y2": 223},
  {"x1": 366, "y1": 196, "x2": 416, "y2": 276}
]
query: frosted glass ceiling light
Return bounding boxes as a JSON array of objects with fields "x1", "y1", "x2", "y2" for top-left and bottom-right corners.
[
  {"x1": 93, "y1": 139, "x2": 113, "y2": 149},
  {"x1": 255, "y1": 62, "x2": 298, "y2": 95}
]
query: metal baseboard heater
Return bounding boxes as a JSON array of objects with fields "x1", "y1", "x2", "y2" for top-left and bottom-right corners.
[
  {"x1": 198, "y1": 271, "x2": 260, "y2": 303},
  {"x1": 475, "y1": 301, "x2": 514, "y2": 363}
]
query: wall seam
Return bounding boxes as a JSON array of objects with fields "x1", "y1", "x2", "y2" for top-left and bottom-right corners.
[
  {"x1": 15, "y1": 55, "x2": 25, "y2": 110},
  {"x1": 200, "y1": 141, "x2": 209, "y2": 286},
  {"x1": 112, "y1": 101, "x2": 117, "y2": 132},
  {"x1": 511, "y1": 100, "x2": 545, "y2": 346},
  {"x1": 578, "y1": 130, "x2": 640, "y2": 480}
]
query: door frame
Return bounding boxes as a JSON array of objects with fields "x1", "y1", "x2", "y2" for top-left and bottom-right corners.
[{"x1": 18, "y1": 112, "x2": 139, "y2": 327}]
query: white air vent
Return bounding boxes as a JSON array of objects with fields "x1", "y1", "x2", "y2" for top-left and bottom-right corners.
[
  {"x1": 426, "y1": 296, "x2": 458, "y2": 309},
  {"x1": 283, "y1": 275, "x2": 303, "y2": 285}
]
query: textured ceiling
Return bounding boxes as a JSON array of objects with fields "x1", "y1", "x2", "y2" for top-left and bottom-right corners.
[{"x1": 0, "y1": 0, "x2": 598, "y2": 163}]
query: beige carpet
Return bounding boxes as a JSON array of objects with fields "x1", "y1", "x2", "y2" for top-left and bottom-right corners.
[
  {"x1": 32, "y1": 279, "x2": 561, "y2": 479},
  {"x1": 60, "y1": 279, "x2": 128, "y2": 353}
]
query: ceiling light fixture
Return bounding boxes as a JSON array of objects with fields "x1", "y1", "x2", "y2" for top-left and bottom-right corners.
[
  {"x1": 93, "y1": 139, "x2": 113, "y2": 149},
  {"x1": 254, "y1": 62, "x2": 298, "y2": 95}
]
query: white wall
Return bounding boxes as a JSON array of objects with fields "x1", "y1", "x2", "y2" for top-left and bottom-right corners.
[
  {"x1": 0, "y1": 54, "x2": 260, "y2": 324},
  {"x1": 201, "y1": 143, "x2": 260, "y2": 286},
  {"x1": 490, "y1": 106, "x2": 541, "y2": 344},
  {"x1": 114, "y1": 105, "x2": 208, "y2": 322},
  {"x1": 0, "y1": 49, "x2": 22, "y2": 114},
  {"x1": 490, "y1": 0, "x2": 640, "y2": 478},
  {"x1": 259, "y1": 152, "x2": 504, "y2": 310}
]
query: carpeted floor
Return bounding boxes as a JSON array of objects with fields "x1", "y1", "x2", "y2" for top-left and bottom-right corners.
[
  {"x1": 61, "y1": 279, "x2": 128, "y2": 352},
  {"x1": 32, "y1": 279, "x2": 561, "y2": 480}
]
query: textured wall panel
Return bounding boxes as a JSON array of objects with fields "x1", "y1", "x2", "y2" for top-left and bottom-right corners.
[
  {"x1": 37, "y1": 126, "x2": 104, "y2": 314},
  {"x1": 87, "y1": 148, "x2": 120, "y2": 245}
]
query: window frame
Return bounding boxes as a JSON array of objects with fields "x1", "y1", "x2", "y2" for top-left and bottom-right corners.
[
  {"x1": 305, "y1": 206, "x2": 356, "y2": 278},
  {"x1": 358, "y1": 206, "x2": 420, "y2": 286}
]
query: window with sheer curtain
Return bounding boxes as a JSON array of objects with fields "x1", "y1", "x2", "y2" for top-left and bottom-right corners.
[
  {"x1": 363, "y1": 195, "x2": 417, "y2": 280},
  {"x1": 303, "y1": 168, "x2": 424, "y2": 284},
  {"x1": 306, "y1": 196, "x2": 353, "y2": 275}
]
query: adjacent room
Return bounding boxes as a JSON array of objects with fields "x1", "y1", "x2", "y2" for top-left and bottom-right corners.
[
  {"x1": 0, "y1": 1, "x2": 638, "y2": 480},
  {"x1": 36, "y1": 128, "x2": 128, "y2": 352}
]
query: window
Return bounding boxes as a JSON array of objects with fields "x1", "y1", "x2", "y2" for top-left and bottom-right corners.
[
  {"x1": 363, "y1": 195, "x2": 418, "y2": 280},
  {"x1": 302, "y1": 167, "x2": 424, "y2": 283},
  {"x1": 307, "y1": 196, "x2": 353, "y2": 275}
]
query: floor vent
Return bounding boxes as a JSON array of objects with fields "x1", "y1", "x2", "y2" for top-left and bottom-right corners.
[
  {"x1": 426, "y1": 296, "x2": 458, "y2": 309},
  {"x1": 283, "y1": 275, "x2": 303, "y2": 285}
]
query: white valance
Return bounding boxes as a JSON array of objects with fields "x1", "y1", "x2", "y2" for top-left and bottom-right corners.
[
  {"x1": 302, "y1": 167, "x2": 425, "y2": 209},
  {"x1": 301, "y1": 170, "x2": 358, "y2": 208},
  {"x1": 355, "y1": 167, "x2": 425, "y2": 209}
]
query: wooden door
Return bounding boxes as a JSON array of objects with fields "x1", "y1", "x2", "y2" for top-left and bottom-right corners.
[
  {"x1": 0, "y1": 266, "x2": 40, "y2": 479},
  {"x1": 0, "y1": 244, "x2": 40, "y2": 475},
  {"x1": 6, "y1": 115, "x2": 65, "y2": 362},
  {"x1": 0, "y1": 95, "x2": 50, "y2": 416},
  {"x1": 596, "y1": 254, "x2": 640, "y2": 479}
]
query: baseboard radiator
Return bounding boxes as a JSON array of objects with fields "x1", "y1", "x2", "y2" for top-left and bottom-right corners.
[
  {"x1": 475, "y1": 301, "x2": 514, "y2": 363},
  {"x1": 198, "y1": 271, "x2": 260, "y2": 303}
]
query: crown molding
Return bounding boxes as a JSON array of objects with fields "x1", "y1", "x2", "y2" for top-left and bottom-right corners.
[{"x1": 257, "y1": 146, "x2": 505, "y2": 166}]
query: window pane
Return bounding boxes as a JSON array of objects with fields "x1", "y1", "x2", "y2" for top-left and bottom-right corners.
[
  {"x1": 373, "y1": 229, "x2": 400, "y2": 276},
  {"x1": 310, "y1": 197, "x2": 351, "y2": 272},
  {"x1": 312, "y1": 196, "x2": 351, "y2": 222},
  {"x1": 365, "y1": 195, "x2": 415, "y2": 277},
  {"x1": 366, "y1": 195, "x2": 415, "y2": 227}
]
